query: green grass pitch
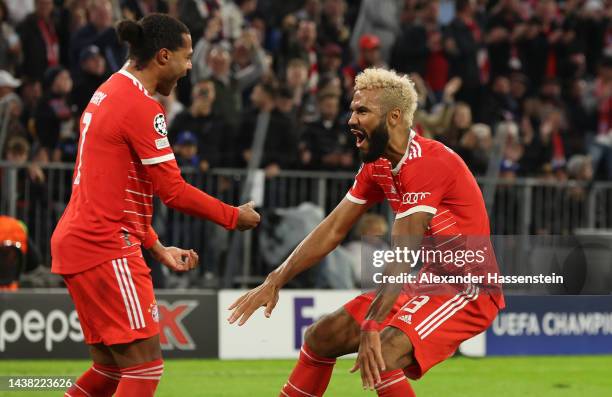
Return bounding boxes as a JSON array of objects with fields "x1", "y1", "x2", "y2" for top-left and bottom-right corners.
[{"x1": 0, "y1": 356, "x2": 611, "y2": 396}]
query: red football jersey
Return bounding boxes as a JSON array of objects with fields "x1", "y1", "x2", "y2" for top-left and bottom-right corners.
[
  {"x1": 346, "y1": 130, "x2": 504, "y2": 307},
  {"x1": 347, "y1": 130, "x2": 489, "y2": 235},
  {"x1": 51, "y1": 70, "x2": 237, "y2": 275}
]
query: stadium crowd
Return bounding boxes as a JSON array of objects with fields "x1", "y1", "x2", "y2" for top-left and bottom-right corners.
[
  {"x1": 1, "y1": 0, "x2": 612, "y2": 288},
  {"x1": 0, "y1": 0, "x2": 611, "y2": 181}
]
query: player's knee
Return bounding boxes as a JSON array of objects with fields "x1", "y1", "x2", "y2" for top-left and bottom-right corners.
[
  {"x1": 304, "y1": 318, "x2": 326, "y2": 352},
  {"x1": 380, "y1": 327, "x2": 414, "y2": 371},
  {"x1": 305, "y1": 309, "x2": 360, "y2": 358}
]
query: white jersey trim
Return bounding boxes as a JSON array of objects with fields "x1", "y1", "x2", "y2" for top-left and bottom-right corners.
[
  {"x1": 141, "y1": 153, "x2": 175, "y2": 165},
  {"x1": 391, "y1": 129, "x2": 417, "y2": 175},
  {"x1": 345, "y1": 192, "x2": 367, "y2": 205},
  {"x1": 395, "y1": 205, "x2": 437, "y2": 219}
]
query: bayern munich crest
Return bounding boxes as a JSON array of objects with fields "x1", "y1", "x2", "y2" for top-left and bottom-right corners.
[
  {"x1": 149, "y1": 302, "x2": 159, "y2": 323},
  {"x1": 153, "y1": 113, "x2": 167, "y2": 136}
]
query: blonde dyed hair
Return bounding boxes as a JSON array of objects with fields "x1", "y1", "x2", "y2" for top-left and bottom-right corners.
[{"x1": 354, "y1": 68, "x2": 418, "y2": 128}]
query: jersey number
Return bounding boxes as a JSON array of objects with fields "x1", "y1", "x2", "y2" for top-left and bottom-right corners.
[
  {"x1": 74, "y1": 112, "x2": 92, "y2": 185},
  {"x1": 400, "y1": 295, "x2": 430, "y2": 313}
]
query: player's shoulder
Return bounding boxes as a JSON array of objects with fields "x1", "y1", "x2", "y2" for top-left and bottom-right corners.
[
  {"x1": 397, "y1": 134, "x2": 461, "y2": 179},
  {"x1": 112, "y1": 70, "x2": 165, "y2": 114},
  {"x1": 409, "y1": 135, "x2": 462, "y2": 165}
]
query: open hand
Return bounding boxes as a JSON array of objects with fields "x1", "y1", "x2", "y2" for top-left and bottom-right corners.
[
  {"x1": 350, "y1": 330, "x2": 386, "y2": 390},
  {"x1": 227, "y1": 280, "x2": 279, "y2": 326}
]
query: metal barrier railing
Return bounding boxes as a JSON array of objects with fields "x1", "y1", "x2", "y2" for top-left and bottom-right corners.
[{"x1": 2, "y1": 162, "x2": 612, "y2": 286}]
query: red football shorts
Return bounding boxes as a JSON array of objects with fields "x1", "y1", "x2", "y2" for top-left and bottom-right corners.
[
  {"x1": 344, "y1": 285, "x2": 498, "y2": 379},
  {"x1": 63, "y1": 256, "x2": 160, "y2": 345}
]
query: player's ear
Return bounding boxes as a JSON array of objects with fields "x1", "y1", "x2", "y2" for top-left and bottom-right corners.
[
  {"x1": 157, "y1": 48, "x2": 171, "y2": 66},
  {"x1": 387, "y1": 108, "x2": 401, "y2": 128}
]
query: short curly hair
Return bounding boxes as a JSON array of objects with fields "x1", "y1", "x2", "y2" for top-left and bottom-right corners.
[{"x1": 354, "y1": 68, "x2": 418, "y2": 128}]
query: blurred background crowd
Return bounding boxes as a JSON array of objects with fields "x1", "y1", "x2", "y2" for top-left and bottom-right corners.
[
  {"x1": 0, "y1": 0, "x2": 611, "y2": 181},
  {"x1": 1, "y1": 0, "x2": 612, "y2": 289}
]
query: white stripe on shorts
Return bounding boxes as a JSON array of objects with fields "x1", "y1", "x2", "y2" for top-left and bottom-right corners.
[
  {"x1": 416, "y1": 286, "x2": 479, "y2": 340},
  {"x1": 120, "y1": 258, "x2": 146, "y2": 329},
  {"x1": 112, "y1": 259, "x2": 136, "y2": 329}
]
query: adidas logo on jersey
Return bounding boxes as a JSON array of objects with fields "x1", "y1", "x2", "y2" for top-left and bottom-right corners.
[
  {"x1": 398, "y1": 314, "x2": 413, "y2": 324},
  {"x1": 407, "y1": 140, "x2": 422, "y2": 160}
]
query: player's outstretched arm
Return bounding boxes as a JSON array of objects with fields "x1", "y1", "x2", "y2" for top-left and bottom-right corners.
[
  {"x1": 227, "y1": 198, "x2": 372, "y2": 326},
  {"x1": 146, "y1": 161, "x2": 260, "y2": 231}
]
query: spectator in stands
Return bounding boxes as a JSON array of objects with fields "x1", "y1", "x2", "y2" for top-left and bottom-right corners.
[
  {"x1": 232, "y1": 28, "x2": 268, "y2": 101},
  {"x1": 173, "y1": 130, "x2": 203, "y2": 169},
  {"x1": 120, "y1": 0, "x2": 168, "y2": 21},
  {"x1": 282, "y1": 58, "x2": 315, "y2": 122},
  {"x1": 177, "y1": 0, "x2": 220, "y2": 41},
  {"x1": 480, "y1": 74, "x2": 518, "y2": 126},
  {"x1": 16, "y1": 0, "x2": 69, "y2": 82},
  {"x1": 192, "y1": 29, "x2": 267, "y2": 129},
  {"x1": 445, "y1": 0, "x2": 483, "y2": 113},
  {"x1": 391, "y1": 0, "x2": 445, "y2": 82},
  {"x1": 3, "y1": 136, "x2": 47, "y2": 227},
  {"x1": 16, "y1": 78, "x2": 41, "y2": 136},
  {"x1": 344, "y1": 213, "x2": 389, "y2": 288},
  {"x1": 516, "y1": 6, "x2": 563, "y2": 92},
  {"x1": 293, "y1": 0, "x2": 321, "y2": 25},
  {"x1": 0, "y1": 215, "x2": 28, "y2": 291},
  {"x1": 170, "y1": 79, "x2": 227, "y2": 170},
  {"x1": 72, "y1": 45, "x2": 108, "y2": 115},
  {"x1": 238, "y1": 80, "x2": 297, "y2": 175},
  {"x1": 485, "y1": 0, "x2": 524, "y2": 78},
  {"x1": 3, "y1": 0, "x2": 33, "y2": 25},
  {"x1": 438, "y1": 101, "x2": 473, "y2": 150},
  {"x1": 299, "y1": 90, "x2": 354, "y2": 170},
  {"x1": 275, "y1": 84, "x2": 299, "y2": 125},
  {"x1": 342, "y1": 34, "x2": 385, "y2": 100},
  {"x1": 509, "y1": 72, "x2": 529, "y2": 115},
  {"x1": 412, "y1": 75, "x2": 461, "y2": 138},
  {"x1": 521, "y1": 108, "x2": 568, "y2": 176},
  {"x1": 456, "y1": 122, "x2": 491, "y2": 176},
  {"x1": 318, "y1": 0, "x2": 350, "y2": 50},
  {"x1": 0, "y1": 68, "x2": 20, "y2": 99},
  {"x1": 70, "y1": 0, "x2": 126, "y2": 75},
  {"x1": 349, "y1": 0, "x2": 401, "y2": 63},
  {"x1": 34, "y1": 66, "x2": 73, "y2": 155},
  {"x1": 319, "y1": 42, "x2": 343, "y2": 81},
  {"x1": 0, "y1": 0, "x2": 21, "y2": 74},
  {"x1": 222, "y1": 0, "x2": 258, "y2": 42},
  {"x1": 589, "y1": 55, "x2": 612, "y2": 179},
  {"x1": 563, "y1": 77, "x2": 596, "y2": 156},
  {"x1": 0, "y1": 71, "x2": 27, "y2": 141},
  {"x1": 277, "y1": 19, "x2": 318, "y2": 91}
]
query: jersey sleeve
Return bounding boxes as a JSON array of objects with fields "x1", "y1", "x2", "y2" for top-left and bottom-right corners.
[
  {"x1": 345, "y1": 163, "x2": 385, "y2": 205},
  {"x1": 396, "y1": 156, "x2": 453, "y2": 219},
  {"x1": 123, "y1": 100, "x2": 175, "y2": 166}
]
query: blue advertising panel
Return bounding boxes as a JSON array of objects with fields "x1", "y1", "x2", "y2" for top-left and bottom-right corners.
[{"x1": 486, "y1": 296, "x2": 612, "y2": 355}]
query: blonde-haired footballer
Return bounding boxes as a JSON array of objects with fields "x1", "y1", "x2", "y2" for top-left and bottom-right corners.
[{"x1": 228, "y1": 68, "x2": 504, "y2": 396}]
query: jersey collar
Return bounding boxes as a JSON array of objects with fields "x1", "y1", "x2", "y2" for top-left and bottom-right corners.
[
  {"x1": 117, "y1": 68, "x2": 153, "y2": 98},
  {"x1": 391, "y1": 129, "x2": 416, "y2": 175}
]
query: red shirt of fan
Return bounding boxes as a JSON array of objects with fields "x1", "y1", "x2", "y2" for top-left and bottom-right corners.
[
  {"x1": 51, "y1": 70, "x2": 177, "y2": 275},
  {"x1": 346, "y1": 130, "x2": 504, "y2": 308}
]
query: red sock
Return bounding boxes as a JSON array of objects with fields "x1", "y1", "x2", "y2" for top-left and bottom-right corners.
[
  {"x1": 114, "y1": 359, "x2": 164, "y2": 397},
  {"x1": 65, "y1": 363, "x2": 120, "y2": 397},
  {"x1": 280, "y1": 344, "x2": 336, "y2": 397},
  {"x1": 375, "y1": 369, "x2": 416, "y2": 397}
]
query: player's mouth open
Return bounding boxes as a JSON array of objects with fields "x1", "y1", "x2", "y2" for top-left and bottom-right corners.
[{"x1": 351, "y1": 129, "x2": 367, "y2": 147}]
